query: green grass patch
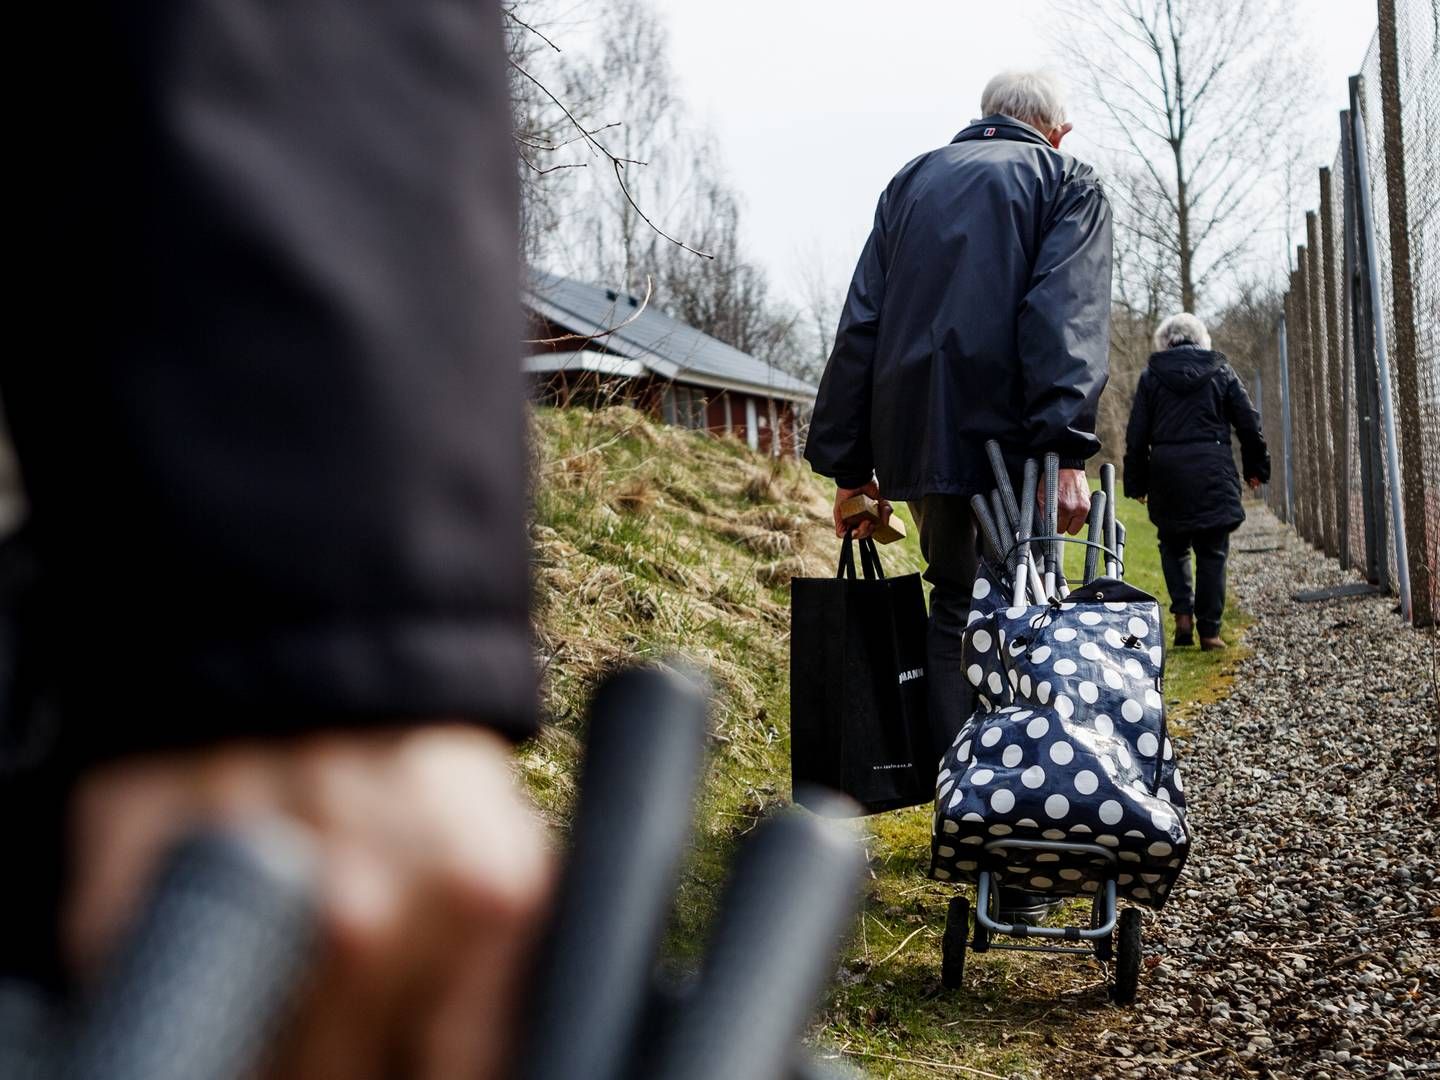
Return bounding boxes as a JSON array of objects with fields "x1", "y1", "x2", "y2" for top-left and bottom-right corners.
[{"x1": 1061, "y1": 489, "x2": 1254, "y2": 730}]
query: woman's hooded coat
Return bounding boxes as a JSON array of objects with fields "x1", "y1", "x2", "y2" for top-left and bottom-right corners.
[{"x1": 1123, "y1": 346, "x2": 1270, "y2": 535}]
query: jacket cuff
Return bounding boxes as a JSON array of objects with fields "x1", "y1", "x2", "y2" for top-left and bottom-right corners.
[
  {"x1": 835, "y1": 472, "x2": 874, "y2": 490},
  {"x1": 1060, "y1": 457, "x2": 1087, "y2": 471}
]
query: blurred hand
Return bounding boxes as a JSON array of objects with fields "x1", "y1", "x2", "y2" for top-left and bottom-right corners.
[
  {"x1": 832, "y1": 480, "x2": 891, "y2": 540},
  {"x1": 66, "y1": 726, "x2": 553, "y2": 1080},
  {"x1": 1136, "y1": 495, "x2": 1148, "y2": 505},
  {"x1": 1247, "y1": 476, "x2": 1262, "y2": 491},
  {"x1": 1042, "y1": 468, "x2": 1092, "y2": 535}
]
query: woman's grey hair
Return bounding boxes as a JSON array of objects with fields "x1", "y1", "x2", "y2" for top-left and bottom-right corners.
[
  {"x1": 980, "y1": 71, "x2": 1068, "y2": 132},
  {"x1": 1154, "y1": 312, "x2": 1212, "y2": 352}
]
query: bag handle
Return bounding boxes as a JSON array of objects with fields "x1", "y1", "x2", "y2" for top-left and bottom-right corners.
[
  {"x1": 836, "y1": 532, "x2": 886, "y2": 581},
  {"x1": 859, "y1": 537, "x2": 885, "y2": 580},
  {"x1": 836, "y1": 531, "x2": 856, "y2": 579}
]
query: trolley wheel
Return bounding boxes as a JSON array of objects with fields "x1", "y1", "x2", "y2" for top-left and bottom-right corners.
[
  {"x1": 1110, "y1": 908, "x2": 1142, "y2": 1004},
  {"x1": 1091, "y1": 892, "x2": 1112, "y2": 962},
  {"x1": 942, "y1": 897, "x2": 969, "y2": 989}
]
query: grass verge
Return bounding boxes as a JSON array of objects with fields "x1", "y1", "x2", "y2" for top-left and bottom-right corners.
[{"x1": 526, "y1": 406, "x2": 1252, "y2": 1078}]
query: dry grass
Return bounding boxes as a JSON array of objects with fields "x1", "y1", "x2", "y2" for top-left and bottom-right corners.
[
  {"x1": 524, "y1": 405, "x2": 1252, "y2": 1079},
  {"x1": 526, "y1": 405, "x2": 898, "y2": 827}
]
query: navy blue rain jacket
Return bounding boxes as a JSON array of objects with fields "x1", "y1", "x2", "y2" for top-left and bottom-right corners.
[
  {"x1": 804, "y1": 115, "x2": 1113, "y2": 498},
  {"x1": 1122, "y1": 347, "x2": 1271, "y2": 535}
]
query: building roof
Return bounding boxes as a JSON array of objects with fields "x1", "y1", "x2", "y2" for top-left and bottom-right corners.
[
  {"x1": 525, "y1": 272, "x2": 817, "y2": 403},
  {"x1": 523, "y1": 348, "x2": 647, "y2": 379}
]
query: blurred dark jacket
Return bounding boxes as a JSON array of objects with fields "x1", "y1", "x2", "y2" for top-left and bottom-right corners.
[
  {"x1": 804, "y1": 115, "x2": 1113, "y2": 497},
  {"x1": 3, "y1": 0, "x2": 532, "y2": 981},
  {"x1": 1122, "y1": 346, "x2": 1271, "y2": 535}
]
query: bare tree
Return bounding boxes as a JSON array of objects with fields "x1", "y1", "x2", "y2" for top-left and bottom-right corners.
[
  {"x1": 507, "y1": 0, "x2": 805, "y2": 383},
  {"x1": 1108, "y1": 166, "x2": 1180, "y2": 322},
  {"x1": 790, "y1": 250, "x2": 847, "y2": 387},
  {"x1": 1056, "y1": 0, "x2": 1312, "y2": 313},
  {"x1": 507, "y1": 5, "x2": 586, "y2": 266},
  {"x1": 1212, "y1": 280, "x2": 1283, "y2": 390},
  {"x1": 554, "y1": 0, "x2": 722, "y2": 295},
  {"x1": 652, "y1": 150, "x2": 804, "y2": 372},
  {"x1": 504, "y1": 0, "x2": 712, "y2": 278}
]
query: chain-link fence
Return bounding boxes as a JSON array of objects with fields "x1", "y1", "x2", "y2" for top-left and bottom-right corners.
[{"x1": 1263, "y1": 0, "x2": 1438, "y2": 627}]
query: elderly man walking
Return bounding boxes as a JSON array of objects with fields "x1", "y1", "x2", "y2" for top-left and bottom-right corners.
[{"x1": 805, "y1": 71, "x2": 1112, "y2": 921}]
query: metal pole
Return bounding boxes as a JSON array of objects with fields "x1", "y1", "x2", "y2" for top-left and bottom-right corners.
[
  {"x1": 1253, "y1": 367, "x2": 1264, "y2": 502},
  {"x1": 1351, "y1": 103, "x2": 1412, "y2": 622},
  {"x1": 1278, "y1": 315, "x2": 1294, "y2": 524}
]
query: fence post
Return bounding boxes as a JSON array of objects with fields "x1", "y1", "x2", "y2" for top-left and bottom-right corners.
[
  {"x1": 1304, "y1": 212, "x2": 1336, "y2": 556},
  {"x1": 1294, "y1": 248, "x2": 1316, "y2": 547},
  {"x1": 1346, "y1": 80, "x2": 1390, "y2": 589},
  {"x1": 1376, "y1": 0, "x2": 1433, "y2": 625},
  {"x1": 1285, "y1": 282, "x2": 1302, "y2": 535},
  {"x1": 1252, "y1": 365, "x2": 1265, "y2": 504},
  {"x1": 1351, "y1": 99, "x2": 1412, "y2": 622},
  {"x1": 1341, "y1": 105, "x2": 1382, "y2": 585},
  {"x1": 1319, "y1": 168, "x2": 1348, "y2": 567},
  {"x1": 1278, "y1": 314, "x2": 1294, "y2": 525}
]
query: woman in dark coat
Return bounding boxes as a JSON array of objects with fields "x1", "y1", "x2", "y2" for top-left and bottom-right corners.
[{"x1": 1123, "y1": 313, "x2": 1270, "y2": 649}]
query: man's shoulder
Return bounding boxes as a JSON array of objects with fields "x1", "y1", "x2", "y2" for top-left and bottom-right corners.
[
  {"x1": 878, "y1": 140, "x2": 1108, "y2": 231},
  {"x1": 1055, "y1": 154, "x2": 1107, "y2": 201},
  {"x1": 910, "y1": 137, "x2": 1106, "y2": 193},
  {"x1": 888, "y1": 146, "x2": 948, "y2": 186}
]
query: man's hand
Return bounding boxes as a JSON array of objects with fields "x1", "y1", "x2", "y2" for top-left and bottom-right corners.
[
  {"x1": 66, "y1": 727, "x2": 552, "y2": 1080},
  {"x1": 1247, "y1": 476, "x2": 1262, "y2": 491},
  {"x1": 832, "y1": 480, "x2": 891, "y2": 540},
  {"x1": 1039, "y1": 467, "x2": 1092, "y2": 535}
]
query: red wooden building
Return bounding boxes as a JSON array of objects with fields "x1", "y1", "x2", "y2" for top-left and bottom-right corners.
[{"x1": 524, "y1": 273, "x2": 816, "y2": 457}]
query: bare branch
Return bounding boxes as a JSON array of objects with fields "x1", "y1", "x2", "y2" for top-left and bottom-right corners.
[
  {"x1": 608, "y1": 158, "x2": 715, "y2": 260},
  {"x1": 519, "y1": 154, "x2": 588, "y2": 176},
  {"x1": 516, "y1": 120, "x2": 623, "y2": 153},
  {"x1": 502, "y1": 5, "x2": 563, "y2": 53}
]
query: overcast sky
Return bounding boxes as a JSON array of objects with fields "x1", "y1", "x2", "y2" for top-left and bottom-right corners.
[{"x1": 656, "y1": 0, "x2": 1380, "y2": 308}]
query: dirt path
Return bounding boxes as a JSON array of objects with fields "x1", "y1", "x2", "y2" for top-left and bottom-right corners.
[{"x1": 1047, "y1": 507, "x2": 1439, "y2": 1078}]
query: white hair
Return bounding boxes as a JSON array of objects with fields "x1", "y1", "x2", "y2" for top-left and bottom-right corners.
[
  {"x1": 980, "y1": 71, "x2": 1068, "y2": 132},
  {"x1": 1154, "y1": 312, "x2": 1212, "y2": 352}
]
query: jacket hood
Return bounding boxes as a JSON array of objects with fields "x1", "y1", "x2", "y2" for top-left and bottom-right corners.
[{"x1": 1148, "y1": 346, "x2": 1225, "y2": 395}]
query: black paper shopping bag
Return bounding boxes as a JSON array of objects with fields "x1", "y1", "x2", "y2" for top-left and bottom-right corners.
[{"x1": 790, "y1": 532, "x2": 931, "y2": 815}]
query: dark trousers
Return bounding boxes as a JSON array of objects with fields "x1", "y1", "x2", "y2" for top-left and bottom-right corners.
[
  {"x1": 908, "y1": 496, "x2": 980, "y2": 771},
  {"x1": 1158, "y1": 527, "x2": 1231, "y2": 638}
]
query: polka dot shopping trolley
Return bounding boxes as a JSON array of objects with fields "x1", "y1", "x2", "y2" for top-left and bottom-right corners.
[{"x1": 929, "y1": 452, "x2": 1191, "y2": 1004}]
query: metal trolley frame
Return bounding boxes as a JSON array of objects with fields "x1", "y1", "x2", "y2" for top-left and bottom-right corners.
[{"x1": 940, "y1": 839, "x2": 1144, "y2": 1003}]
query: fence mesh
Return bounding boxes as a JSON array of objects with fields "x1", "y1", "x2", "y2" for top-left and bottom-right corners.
[
  {"x1": 1270, "y1": 0, "x2": 1438, "y2": 625},
  {"x1": 1395, "y1": 0, "x2": 1440, "y2": 620}
]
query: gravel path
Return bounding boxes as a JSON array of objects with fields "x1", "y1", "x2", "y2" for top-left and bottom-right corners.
[{"x1": 1067, "y1": 506, "x2": 1440, "y2": 1079}]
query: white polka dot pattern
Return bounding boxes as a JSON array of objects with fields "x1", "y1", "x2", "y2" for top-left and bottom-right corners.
[{"x1": 931, "y1": 563, "x2": 1188, "y2": 910}]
